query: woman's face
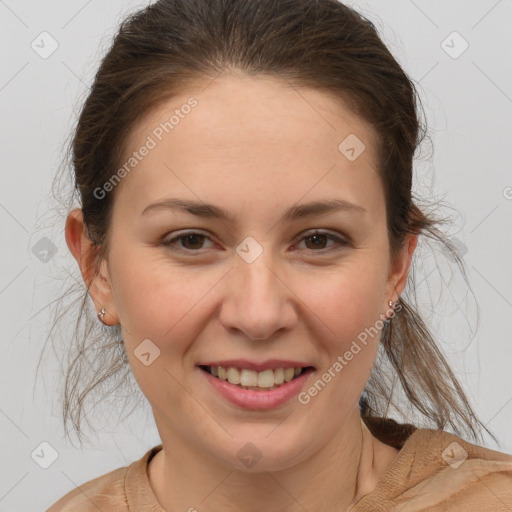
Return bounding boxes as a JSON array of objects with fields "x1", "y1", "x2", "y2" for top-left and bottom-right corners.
[{"x1": 89, "y1": 73, "x2": 414, "y2": 471}]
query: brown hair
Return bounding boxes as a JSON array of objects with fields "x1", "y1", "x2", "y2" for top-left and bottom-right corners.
[{"x1": 41, "y1": 0, "x2": 496, "y2": 447}]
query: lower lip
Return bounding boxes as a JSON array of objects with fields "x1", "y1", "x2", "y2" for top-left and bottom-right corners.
[{"x1": 197, "y1": 367, "x2": 315, "y2": 410}]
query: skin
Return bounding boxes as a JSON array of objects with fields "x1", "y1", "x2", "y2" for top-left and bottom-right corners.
[{"x1": 66, "y1": 72, "x2": 418, "y2": 511}]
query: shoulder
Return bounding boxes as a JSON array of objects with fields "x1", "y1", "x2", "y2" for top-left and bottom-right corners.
[
  {"x1": 355, "y1": 421, "x2": 512, "y2": 511},
  {"x1": 46, "y1": 465, "x2": 129, "y2": 512},
  {"x1": 46, "y1": 445, "x2": 162, "y2": 512},
  {"x1": 402, "y1": 428, "x2": 512, "y2": 508}
]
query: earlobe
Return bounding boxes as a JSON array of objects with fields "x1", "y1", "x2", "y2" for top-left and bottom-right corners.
[{"x1": 64, "y1": 208, "x2": 119, "y2": 325}]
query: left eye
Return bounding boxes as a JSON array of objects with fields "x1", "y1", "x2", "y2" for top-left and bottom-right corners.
[
  {"x1": 160, "y1": 230, "x2": 348, "y2": 253},
  {"x1": 295, "y1": 230, "x2": 349, "y2": 251}
]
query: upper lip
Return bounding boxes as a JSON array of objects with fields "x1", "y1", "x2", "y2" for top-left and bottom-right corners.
[{"x1": 197, "y1": 359, "x2": 315, "y2": 372}]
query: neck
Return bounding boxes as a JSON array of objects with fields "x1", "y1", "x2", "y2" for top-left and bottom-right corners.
[{"x1": 148, "y1": 407, "x2": 398, "y2": 512}]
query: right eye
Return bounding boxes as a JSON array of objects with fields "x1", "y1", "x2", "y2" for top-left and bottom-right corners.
[{"x1": 159, "y1": 231, "x2": 216, "y2": 253}]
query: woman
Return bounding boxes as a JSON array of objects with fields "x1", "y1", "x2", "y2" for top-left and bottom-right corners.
[{"x1": 46, "y1": 0, "x2": 512, "y2": 510}]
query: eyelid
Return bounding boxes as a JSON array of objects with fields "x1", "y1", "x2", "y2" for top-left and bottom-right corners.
[
  {"x1": 160, "y1": 230, "x2": 216, "y2": 251},
  {"x1": 293, "y1": 229, "x2": 350, "y2": 251},
  {"x1": 160, "y1": 228, "x2": 350, "y2": 253}
]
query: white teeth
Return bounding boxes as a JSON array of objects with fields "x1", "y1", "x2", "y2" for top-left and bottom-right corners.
[
  {"x1": 240, "y1": 369, "x2": 256, "y2": 386},
  {"x1": 227, "y1": 367, "x2": 241, "y2": 384},
  {"x1": 284, "y1": 368, "x2": 295, "y2": 382},
  {"x1": 210, "y1": 366, "x2": 306, "y2": 388},
  {"x1": 257, "y1": 369, "x2": 275, "y2": 388},
  {"x1": 274, "y1": 367, "x2": 284, "y2": 385}
]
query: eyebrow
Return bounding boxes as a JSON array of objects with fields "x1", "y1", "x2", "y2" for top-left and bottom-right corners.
[{"x1": 140, "y1": 197, "x2": 367, "y2": 222}]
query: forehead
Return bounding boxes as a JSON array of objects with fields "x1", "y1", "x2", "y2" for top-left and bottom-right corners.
[
  {"x1": 125, "y1": 73, "x2": 378, "y2": 159},
  {"x1": 114, "y1": 73, "x2": 383, "y2": 220}
]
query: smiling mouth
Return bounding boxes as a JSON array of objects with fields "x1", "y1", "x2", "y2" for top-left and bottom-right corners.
[{"x1": 198, "y1": 365, "x2": 315, "y2": 391}]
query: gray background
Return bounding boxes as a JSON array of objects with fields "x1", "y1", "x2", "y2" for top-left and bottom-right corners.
[{"x1": 1, "y1": 0, "x2": 511, "y2": 510}]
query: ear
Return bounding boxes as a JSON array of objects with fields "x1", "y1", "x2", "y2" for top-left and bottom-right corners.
[
  {"x1": 65, "y1": 208, "x2": 119, "y2": 325},
  {"x1": 385, "y1": 232, "x2": 419, "y2": 303}
]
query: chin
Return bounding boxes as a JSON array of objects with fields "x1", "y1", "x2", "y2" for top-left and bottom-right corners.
[{"x1": 209, "y1": 431, "x2": 315, "y2": 473}]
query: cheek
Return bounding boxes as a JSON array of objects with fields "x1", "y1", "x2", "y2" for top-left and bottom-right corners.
[
  {"x1": 303, "y1": 257, "x2": 387, "y2": 337},
  {"x1": 110, "y1": 257, "x2": 205, "y2": 411},
  {"x1": 298, "y1": 257, "x2": 386, "y2": 389},
  {"x1": 110, "y1": 248, "x2": 222, "y2": 355}
]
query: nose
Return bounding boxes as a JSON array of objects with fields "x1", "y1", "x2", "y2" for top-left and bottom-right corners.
[{"x1": 218, "y1": 251, "x2": 297, "y2": 341}]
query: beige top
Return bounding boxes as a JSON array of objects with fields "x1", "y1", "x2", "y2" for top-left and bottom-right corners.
[{"x1": 46, "y1": 419, "x2": 512, "y2": 511}]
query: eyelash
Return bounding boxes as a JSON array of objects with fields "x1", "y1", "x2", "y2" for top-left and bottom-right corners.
[{"x1": 159, "y1": 229, "x2": 350, "y2": 255}]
